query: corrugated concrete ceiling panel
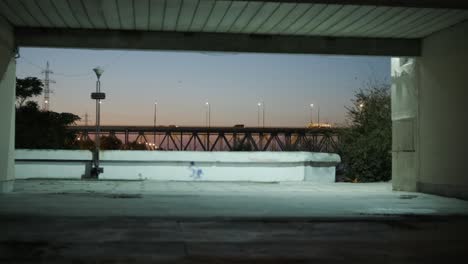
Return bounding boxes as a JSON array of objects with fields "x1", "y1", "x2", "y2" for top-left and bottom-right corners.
[
  {"x1": 254, "y1": 3, "x2": 297, "y2": 33},
  {"x1": 294, "y1": 5, "x2": 341, "y2": 35},
  {"x1": 3, "y1": 0, "x2": 40, "y2": 27},
  {"x1": 351, "y1": 7, "x2": 404, "y2": 36},
  {"x1": 391, "y1": 9, "x2": 450, "y2": 37},
  {"x1": 50, "y1": 0, "x2": 82, "y2": 28},
  {"x1": 0, "y1": 1, "x2": 27, "y2": 26},
  {"x1": 22, "y1": 0, "x2": 54, "y2": 27},
  {"x1": 163, "y1": 0, "x2": 182, "y2": 31},
  {"x1": 148, "y1": 0, "x2": 165, "y2": 31},
  {"x1": 332, "y1": 6, "x2": 389, "y2": 36},
  {"x1": 309, "y1": 5, "x2": 361, "y2": 35},
  {"x1": 241, "y1": 2, "x2": 280, "y2": 33},
  {"x1": 203, "y1": 1, "x2": 232, "y2": 32},
  {"x1": 176, "y1": 0, "x2": 200, "y2": 31},
  {"x1": 1, "y1": 0, "x2": 467, "y2": 41},
  {"x1": 326, "y1": 5, "x2": 376, "y2": 35},
  {"x1": 409, "y1": 10, "x2": 468, "y2": 38},
  {"x1": 373, "y1": 8, "x2": 434, "y2": 37},
  {"x1": 134, "y1": 0, "x2": 150, "y2": 30},
  {"x1": 116, "y1": 0, "x2": 135, "y2": 30},
  {"x1": 364, "y1": 8, "x2": 417, "y2": 36},
  {"x1": 66, "y1": 0, "x2": 94, "y2": 28},
  {"x1": 281, "y1": 4, "x2": 324, "y2": 34},
  {"x1": 101, "y1": 0, "x2": 121, "y2": 29},
  {"x1": 82, "y1": 0, "x2": 109, "y2": 29},
  {"x1": 228, "y1": 1, "x2": 264, "y2": 33},
  {"x1": 267, "y1": 3, "x2": 312, "y2": 34},
  {"x1": 189, "y1": 0, "x2": 215, "y2": 31},
  {"x1": 215, "y1": 1, "x2": 248, "y2": 32},
  {"x1": 34, "y1": 0, "x2": 68, "y2": 28}
]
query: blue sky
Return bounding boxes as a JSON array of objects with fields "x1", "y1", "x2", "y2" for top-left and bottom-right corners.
[{"x1": 16, "y1": 48, "x2": 390, "y2": 127}]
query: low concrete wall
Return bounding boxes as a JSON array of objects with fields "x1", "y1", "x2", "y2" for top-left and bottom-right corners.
[{"x1": 15, "y1": 150, "x2": 340, "y2": 182}]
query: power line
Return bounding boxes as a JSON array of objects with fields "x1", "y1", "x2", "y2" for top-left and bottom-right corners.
[{"x1": 18, "y1": 51, "x2": 128, "y2": 79}]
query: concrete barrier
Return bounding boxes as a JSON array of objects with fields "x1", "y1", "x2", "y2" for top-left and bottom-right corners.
[{"x1": 15, "y1": 150, "x2": 340, "y2": 182}]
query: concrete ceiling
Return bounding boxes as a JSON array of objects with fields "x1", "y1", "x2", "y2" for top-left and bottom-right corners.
[
  {"x1": 1, "y1": 0, "x2": 467, "y2": 38},
  {"x1": 1, "y1": 0, "x2": 467, "y2": 56}
]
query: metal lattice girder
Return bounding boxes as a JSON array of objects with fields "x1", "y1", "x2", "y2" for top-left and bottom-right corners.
[{"x1": 69, "y1": 126, "x2": 341, "y2": 152}]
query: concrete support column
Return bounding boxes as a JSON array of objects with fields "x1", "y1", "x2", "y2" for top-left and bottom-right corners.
[
  {"x1": 392, "y1": 21, "x2": 468, "y2": 199},
  {"x1": 391, "y1": 58, "x2": 419, "y2": 192},
  {"x1": 0, "y1": 18, "x2": 15, "y2": 193}
]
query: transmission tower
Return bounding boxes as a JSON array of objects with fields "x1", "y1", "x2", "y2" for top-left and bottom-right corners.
[{"x1": 42, "y1": 61, "x2": 55, "y2": 111}]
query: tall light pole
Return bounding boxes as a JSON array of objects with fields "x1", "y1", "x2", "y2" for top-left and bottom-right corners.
[
  {"x1": 257, "y1": 102, "x2": 261, "y2": 127},
  {"x1": 90, "y1": 67, "x2": 105, "y2": 179},
  {"x1": 317, "y1": 106, "x2": 321, "y2": 127},
  {"x1": 262, "y1": 101, "x2": 265, "y2": 128},
  {"x1": 257, "y1": 101, "x2": 265, "y2": 128},
  {"x1": 310, "y1": 103, "x2": 314, "y2": 125},
  {"x1": 205, "y1": 102, "x2": 211, "y2": 128},
  {"x1": 153, "y1": 101, "x2": 157, "y2": 147}
]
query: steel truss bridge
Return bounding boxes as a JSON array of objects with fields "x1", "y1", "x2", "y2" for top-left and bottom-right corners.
[{"x1": 69, "y1": 126, "x2": 341, "y2": 152}]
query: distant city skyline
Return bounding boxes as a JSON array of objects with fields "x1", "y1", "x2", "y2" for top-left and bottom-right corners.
[{"x1": 16, "y1": 48, "x2": 390, "y2": 127}]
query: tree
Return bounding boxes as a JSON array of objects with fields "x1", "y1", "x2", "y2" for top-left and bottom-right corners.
[
  {"x1": 100, "y1": 135, "x2": 123, "y2": 150},
  {"x1": 16, "y1": 77, "x2": 43, "y2": 108},
  {"x1": 338, "y1": 84, "x2": 391, "y2": 182},
  {"x1": 15, "y1": 77, "x2": 81, "y2": 149}
]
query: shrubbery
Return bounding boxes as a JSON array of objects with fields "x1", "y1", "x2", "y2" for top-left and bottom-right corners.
[{"x1": 338, "y1": 84, "x2": 391, "y2": 182}]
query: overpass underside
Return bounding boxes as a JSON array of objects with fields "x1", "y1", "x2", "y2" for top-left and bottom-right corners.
[{"x1": 1, "y1": 0, "x2": 468, "y2": 199}]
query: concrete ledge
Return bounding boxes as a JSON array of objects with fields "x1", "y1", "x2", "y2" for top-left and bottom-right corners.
[{"x1": 15, "y1": 150, "x2": 340, "y2": 183}]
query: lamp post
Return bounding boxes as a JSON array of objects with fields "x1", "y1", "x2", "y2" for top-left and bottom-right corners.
[
  {"x1": 317, "y1": 106, "x2": 320, "y2": 128},
  {"x1": 257, "y1": 101, "x2": 265, "y2": 128},
  {"x1": 90, "y1": 67, "x2": 105, "y2": 178},
  {"x1": 309, "y1": 103, "x2": 314, "y2": 125},
  {"x1": 205, "y1": 102, "x2": 211, "y2": 128},
  {"x1": 257, "y1": 102, "x2": 261, "y2": 127},
  {"x1": 153, "y1": 102, "x2": 157, "y2": 147}
]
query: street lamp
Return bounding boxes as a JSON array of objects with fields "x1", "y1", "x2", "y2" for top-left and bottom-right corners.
[
  {"x1": 154, "y1": 101, "x2": 157, "y2": 147},
  {"x1": 309, "y1": 103, "x2": 314, "y2": 125},
  {"x1": 257, "y1": 101, "x2": 265, "y2": 128},
  {"x1": 90, "y1": 66, "x2": 105, "y2": 179},
  {"x1": 205, "y1": 102, "x2": 211, "y2": 128}
]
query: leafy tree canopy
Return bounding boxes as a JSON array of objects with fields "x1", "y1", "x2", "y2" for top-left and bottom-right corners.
[
  {"x1": 15, "y1": 77, "x2": 81, "y2": 149},
  {"x1": 338, "y1": 83, "x2": 391, "y2": 182},
  {"x1": 16, "y1": 77, "x2": 43, "y2": 107}
]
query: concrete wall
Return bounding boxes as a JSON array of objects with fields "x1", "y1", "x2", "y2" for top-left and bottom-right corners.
[
  {"x1": 417, "y1": 20, "x2": 468, "y2": 199},
  {"x1": 392, "y1": 20, "x2": 468, "y2": 199},
  {"x1": 15, "y1": 150, "x2": 340, "y2": 183},
  {"x1": 0, "y1": 17, "x2": 15, "y2": 193}
]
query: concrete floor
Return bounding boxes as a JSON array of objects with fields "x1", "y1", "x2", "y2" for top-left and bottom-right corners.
[
  {"x1": 2, "y1": 180, "x2": 468, "y2": 263},
  {"x1": 2, "y1": 179, "x2": 468, "y2": 218}
]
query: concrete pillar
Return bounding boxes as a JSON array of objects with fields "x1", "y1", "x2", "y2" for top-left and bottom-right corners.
[
  {"x1": 392, "y1": 20, "x2": 468, "y2": 199},
  {"x1": 417, "y1": 21, "x2": 468, "y2": 199},
  {"x1": 391, "y1": 57, "x2": 419, "y2": 192},
  {"x1": 0, "y1": 18, "x2": 15, "y2": 193}
]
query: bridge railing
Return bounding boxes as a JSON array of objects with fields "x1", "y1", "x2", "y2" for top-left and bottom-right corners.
[{"x1": 68, "y1": 126, "x2": 341, "y2": 153}]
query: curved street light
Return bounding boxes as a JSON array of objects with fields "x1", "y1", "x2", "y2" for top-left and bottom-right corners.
[{"x1": 90, "y1": 66, "x2": 105, "y2": 178}]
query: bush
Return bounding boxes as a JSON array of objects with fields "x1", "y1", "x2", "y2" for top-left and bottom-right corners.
[{"x1": 338, "y1": 84, "x2": 391, "y2": 182}]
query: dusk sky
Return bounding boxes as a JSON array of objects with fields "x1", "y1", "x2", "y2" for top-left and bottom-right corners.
[{"x1": 16, "y1": 48, "x2": 390, "y2": 127}]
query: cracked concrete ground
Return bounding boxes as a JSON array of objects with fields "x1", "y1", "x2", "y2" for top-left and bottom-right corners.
[{"x1": 1, "y1": 180, "x2": 468, "y2": 263}]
